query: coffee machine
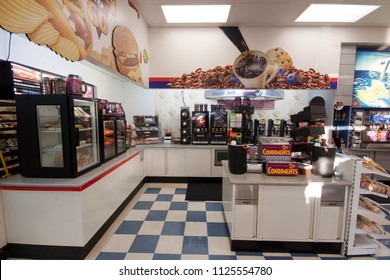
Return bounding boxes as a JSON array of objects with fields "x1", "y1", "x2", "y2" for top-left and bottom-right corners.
[
  {"x1": 231, "y1": 104, "x2": 254, "y2": 144},
  {"x1": 191, "y1": 104, "x2": 209, "y2": 144},
  {"x1": 210, "y1": 105, "x2": 228, "y2": 144}
]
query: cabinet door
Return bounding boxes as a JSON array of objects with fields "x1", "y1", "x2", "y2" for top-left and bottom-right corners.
[
  {"x1": 166, "y1": 149, "x2": 186, "y2": 176},
  {"x1": 318, "y1": 206, "x2": 344, "y2": 241},
  {"x1": 185, "y1": 149, "x2": 212, "y2": 177},
  {"x1": 144, "y1": 148, "x2": 166, "y2": 176},
  {"x1": 261, "y1": 185, "x2": 314, "y2": 241}
]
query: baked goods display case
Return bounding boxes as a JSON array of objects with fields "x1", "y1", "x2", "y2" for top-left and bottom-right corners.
[
  {"x1": 98, "y1": 99, "x2": 127, "y2": 163},
  {"x1": 15, "y1": 95, "x2": 100, "y2": 178}
]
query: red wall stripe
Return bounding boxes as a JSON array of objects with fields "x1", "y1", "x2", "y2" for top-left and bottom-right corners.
[{"x1": 0, "y1": 152, "x2": 140, "y2": 192}]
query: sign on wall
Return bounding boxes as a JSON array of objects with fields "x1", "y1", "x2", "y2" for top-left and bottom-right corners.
[
  {"x1": 352, "y1": 48, "x2": 390, "y2": 108},
  {"x1": 0, "y1": 0, "x2": 148, "y2": 86}
]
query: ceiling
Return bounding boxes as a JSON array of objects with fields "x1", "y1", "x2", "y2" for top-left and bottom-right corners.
[{"x1": 135, "y1": 0, "x2": 390, "y2": 28}]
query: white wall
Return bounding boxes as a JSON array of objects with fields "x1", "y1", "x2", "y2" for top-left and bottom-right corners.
[
  {"x1": 0, "y1": 30, "x2": 155, "y2": 122},
  {"x1": 149, "y1": 27, "x2": 390, "y2": 78}
]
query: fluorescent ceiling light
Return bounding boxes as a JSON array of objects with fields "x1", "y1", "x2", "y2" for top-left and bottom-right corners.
[
  {"x1": 161, "y1": 5, "x2": 231, "y2": 23},
  {"x1": 295, "y1": 4, "x2": 380, "y2": 22}
]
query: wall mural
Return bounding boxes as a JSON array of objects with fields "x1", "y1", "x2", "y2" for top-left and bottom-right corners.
[
  {"x1": 0, "y1": 0, "x2": 148, "y2": 86},
  {"x1": 150, "y1": 27, "x2": 337, "y2": 90}
]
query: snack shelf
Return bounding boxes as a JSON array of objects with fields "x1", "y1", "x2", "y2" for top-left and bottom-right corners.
[
  {"x1": 0, "y1": 100, "x2": 18, "y2": 177},
  {"x1": 345, "y1": 158, "x2": 389, "y2": 256}
]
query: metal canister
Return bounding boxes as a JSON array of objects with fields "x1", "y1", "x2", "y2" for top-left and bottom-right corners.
[{"x1": 66, "y1": 74, "x2": 82, "y2": 95}]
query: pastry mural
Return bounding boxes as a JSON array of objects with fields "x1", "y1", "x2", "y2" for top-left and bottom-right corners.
[
  {"x1": 150, "y1": 27, "x2": 336, "y2": 90},
  {"x1": 155, "y1": 46, "x2": 334, "y2": 90},
  {"x1": 0, "y1": 0, "x2": 148, "y2": 86}
]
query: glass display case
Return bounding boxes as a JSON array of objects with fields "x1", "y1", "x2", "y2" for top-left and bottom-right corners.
[
  {"x1": 15, "y1": 95, "x2": 100, "y2": 178},
  {"x1": 99, "y1": 115, "x2": 127, "y2": 163}
]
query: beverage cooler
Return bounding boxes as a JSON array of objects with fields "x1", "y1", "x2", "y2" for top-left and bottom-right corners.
[
  {"x1": 15, "y1": 95, "x2": 100, "y2": 178},
  {"x1": 350, "y1": 108, "x2": 390, "y2": 148},
  {"x1": 99, "y1": 115, "x2": 127, "y2": 163}
]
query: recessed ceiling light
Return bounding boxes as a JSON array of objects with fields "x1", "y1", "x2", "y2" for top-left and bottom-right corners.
[
  {"x1": 161, "y1": 5, "x2": 231, "y2": 23},
  {"x1": 295, "y1": 4, "x2": 380, "y2": 22}
]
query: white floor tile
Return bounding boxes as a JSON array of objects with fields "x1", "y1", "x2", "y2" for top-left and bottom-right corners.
[
  {"x1": 125, "y1": 253, "x2": 154, "y2": 260},
  {"x1": 101, "y1": 234, "x2": 136, "y2": 253},
  {"x1": 184, "y1": 222, "x2": 207, "y2": 236},
  {"x1": 138, "y1": 221, "x2": 164, "y2": 235},
  {"x1": 187, "y1": 202, "x2": 206, "y2": 211},
  {"x1": 180, "y1": 254, "x2": 209, "y2": 260},
  {"x1": 206, "y1": 211, "x2": 225, "y2": 223},
  {"x1": 166, "y1": 210, "x2": 187, "y2": 222},
  {"x1": 155, "y1": 236, "x2": 184, "y2": 254},
  {"x1": 124, "y1": 209, "x2": 149, "y2": 221},
  {"x1": 151, "y1": 201, "x2": 171, "y2": 210},
  {"x1": 207, "y1": 236, "x2": 235, "y2": 256}
]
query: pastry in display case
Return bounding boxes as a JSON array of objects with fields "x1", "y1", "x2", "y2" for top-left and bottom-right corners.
[
  {"x1": 15, "y1": 95, "x2": 100, "y2": 178},
  {"x1": 98, "y1": 99, "x2": 127, "y2": 163}
]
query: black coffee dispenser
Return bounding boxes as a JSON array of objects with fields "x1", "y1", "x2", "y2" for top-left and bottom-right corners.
[{"x1": 228, "y1": 144, "x2": 247, "y2": 174}]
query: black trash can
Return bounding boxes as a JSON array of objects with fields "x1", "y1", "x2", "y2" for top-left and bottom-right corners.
[
  {"x1": 311, "y1": 146, "x2": 336, "y2": 178},
  {"x1": 228, "y1": 144, "x2": 247, "y2": 174}
]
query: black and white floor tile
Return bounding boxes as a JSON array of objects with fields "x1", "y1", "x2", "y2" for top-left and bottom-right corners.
[{"x1": 86, "y1": 183, "x2": 390, "y2": 260}]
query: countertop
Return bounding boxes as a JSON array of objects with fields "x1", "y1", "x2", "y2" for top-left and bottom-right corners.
[{"x1": 221, "y1": 161, "x2": 352, "y2": 186}]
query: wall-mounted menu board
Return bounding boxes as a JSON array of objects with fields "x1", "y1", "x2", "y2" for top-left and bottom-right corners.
[{"x1": 352, "y1": 46, "x2": 390, "y2": 108}]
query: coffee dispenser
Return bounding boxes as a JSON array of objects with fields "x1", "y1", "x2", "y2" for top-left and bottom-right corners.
[
  {"x1": 180, "y1": 106, "x2": 190, "y2": 144},
  {"x1": 210, "y1": 105, "x2": 228, "y2": 144},
  {"x1": 191, "y1": 104, "x2": 209, "y2": 144},
  {"x1": 231, "y1": 102, "x2": 254, "y2": 144}
]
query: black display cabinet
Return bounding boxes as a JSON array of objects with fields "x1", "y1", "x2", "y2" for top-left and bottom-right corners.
[{"x1": 15, "y1": 95, "x2": 101, "y2": 178}]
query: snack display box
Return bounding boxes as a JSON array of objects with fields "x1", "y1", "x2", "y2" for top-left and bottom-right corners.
[{"x1": 257, "y1": 136, "x2": 292, "y2": 161}]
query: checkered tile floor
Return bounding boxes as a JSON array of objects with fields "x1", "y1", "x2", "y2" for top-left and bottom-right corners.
[{"x1": 86, "y1": 183, "x2": 390, "y2": 260}]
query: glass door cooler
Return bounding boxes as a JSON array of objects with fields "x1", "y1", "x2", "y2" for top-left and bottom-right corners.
[
  {"x1": 98, "y1": 99, "x2": 127, "y2": 163},
  {"x1": 99, "y1": 116, "x2": 127, "y2": 162},
  {"x1": 15, "y1": 95, "x2": 100, "y2": 178}
]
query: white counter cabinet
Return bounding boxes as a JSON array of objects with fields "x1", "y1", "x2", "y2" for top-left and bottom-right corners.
[
  {"x1": 261, "y1": 185, "x2": 315, "y2": 241},
  {"x1": 222, "y1": 155, "x2": 356, "y2": 254},
  {"x1": 0, "y1": 150, "x2": 145, "y2": 259},
  {"x1": 144, "y1": 147, "x2": 214, "y2": 177}
]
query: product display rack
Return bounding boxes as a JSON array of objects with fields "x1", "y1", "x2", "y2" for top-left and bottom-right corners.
[
  {"x1": 344, "y1": 161, "x2": 390, "y2": 256},
  {"x1": 0, "y1": 100, "x2": 18, "y2": 177}
]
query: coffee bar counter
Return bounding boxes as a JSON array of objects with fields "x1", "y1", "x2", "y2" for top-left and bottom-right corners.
[
  {"x1": 221, "y1": 154, "x2": 358, "y2": 254},
  {"x1": 0, "y1": 144, "x2": 359, "y2": 259}
]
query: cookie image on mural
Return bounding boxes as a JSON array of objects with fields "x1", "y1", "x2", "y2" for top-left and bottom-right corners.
[
  {"x1": 86, "y1": 0, "x2": 117, "y2": 38},
  {"x1": 112, "y1": 25, "x2": 143, "y2": 84}
]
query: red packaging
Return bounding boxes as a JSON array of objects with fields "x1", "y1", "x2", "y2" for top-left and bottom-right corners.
[
  {"x1": 266, "y1": 161, "x2": 299, "y2": 176},
  {"x1": 260, "y1": 144, "x2": 291, "y2": 160}
]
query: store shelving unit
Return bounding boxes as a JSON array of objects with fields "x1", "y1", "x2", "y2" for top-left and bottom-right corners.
[
  {"x1": 344, "y1": 162, "x2": 390, "y2": 256},
  {"x1": 0, "y1": 100, "x2": 18, "y2": 177}
]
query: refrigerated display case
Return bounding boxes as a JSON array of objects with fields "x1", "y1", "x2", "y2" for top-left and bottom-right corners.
[
  {"x1": 15, "y1": 95, "x2": 100, "y2": 178},
  {"x1": 99, "y1": 115, "x2": 126, "y2": 163}
]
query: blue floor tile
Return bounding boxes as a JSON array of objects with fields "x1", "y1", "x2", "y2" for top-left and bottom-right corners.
[
  {"x1": 207, "y1": 222, "x2": 229, "y2": 236},
  {"x1": 96, "y1": 252, "x2": 127, "y2": 260},
  {"x1": 264, "y1": 256, "x2": 294, "y2": 260},
  {"x1": 133, "y1": 201, "x2": 154, "y2": 210},
  {"x1": 145, "y1": 210, "x2": 168, "y2": 221},
  {"x1": 115, "y1": 221, "x2": 143, "y2": 234},
  {"x1": 209, "y1": 255, "x2": 237, "y2": 260},
  {"x1": 382, "y1": 225, "x2": 390, "y2": 233},
  {"x1": 175, "y1": 188, "x2": 187, "y2": 195},
  {"x1": 378, "y1": 239, "x2": 390, "y2": 249},
  {"x1": 290, "y1": 252, "x2": 319, "y2": 257},
  {"x1": 379, "y1": 204, "x2": 390, "y2": 211},
  {"x1": 161, "y1": 221, "x2": 185, "y2": 236},
  {"x1": 169, "y1": 201, "x2": 188, "y2": 210},
  {"x1": 375, "y1": 256, "x2": 390, "y2": 260},
  {"x1": 186, "y1": 211, "x2": 207, "y2": 222},
  {"x1": 153, "y1": 254, "x2": 181, "y2": 260},
  {"x1": 156, "y1": 194, "x2": 174, "y2": 201},
  {"x1": 144, "y1": 188, "x2": 161, "y2": 194},
  {"x1": 236, "y1": 251, "x2": 263, "y2": 256},
  {"x1": 182, "y1": 236, "x2": 208, "y2": 254},
  {"x1": 206, "y1": 202, "x2": 223, "y2": 211},
  {"x1": 320, "y1": 256, "x2": 348, "y2": 260},
  {"x1": 129, "y1": 235, "x2": 160, "y2": 253}
]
